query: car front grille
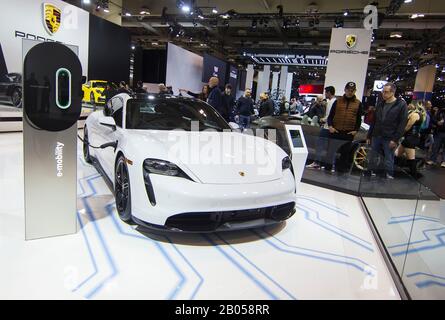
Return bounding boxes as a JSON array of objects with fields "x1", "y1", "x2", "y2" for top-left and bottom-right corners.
[{"x1": 164, "y1": 202, "x2": 296, "y2": 232}]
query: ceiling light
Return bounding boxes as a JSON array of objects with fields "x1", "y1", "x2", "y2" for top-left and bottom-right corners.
[
  {"x1": 212, "y1": 9, "x2": 218, "y2": 14},
  {"x1": 125, "y1": 12, "x2": 131, "y2": 17},
  {"x1": 182, "y1": 5, "x2": 190, "y2": 13},
  {"x1": 104, "y1": 8, "x2": 110, "y2": 13},
  {"x1": 377, "y1": 47, "x2": 387, "y2": 52},
  {"x1": 404, "y1": 0, "x2": 413, "y2": 3},
  {"x1": 198, "y1": 15, "x2": 204, "y2": 19},
  {"x1": 390, "y1": 31, "x2": 402, "y2": 38},
  {"x1": 131, "y1": 45, "x2": 135, "y2": 50},
  {"x1": 410, "y1": 13, "x2": 424, "y2": 19},
  {"x1": 343, "y1": 10, "x2": 349, "y2": 16},
  {"x1": 83, "y1": 0, "x2": 91, "y2": 4}
]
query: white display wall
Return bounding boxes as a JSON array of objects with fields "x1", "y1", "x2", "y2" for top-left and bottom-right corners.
[{"x1": 165, "y1": 43, "x2": 205, "y2": 95}]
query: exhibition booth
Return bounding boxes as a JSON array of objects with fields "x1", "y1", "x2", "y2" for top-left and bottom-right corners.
[{"x1": 0, "y1": 0, "x2": 444, "y2": 302}]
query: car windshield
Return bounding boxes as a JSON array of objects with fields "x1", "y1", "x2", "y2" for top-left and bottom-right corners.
[
  {"x1": 125, "y1": 98, "x2": 231, "y2": 131},
  {"x1": 92, "y1": 82, "x2": 107, "y2": 88}
]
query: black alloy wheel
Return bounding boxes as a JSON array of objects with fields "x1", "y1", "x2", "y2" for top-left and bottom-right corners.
[
  {"x1": 11, "y1": 87, "x2": 22, "y2": 108},
  {"x1": 115, "y1": 156, "x2": 132, "y2": 222}
]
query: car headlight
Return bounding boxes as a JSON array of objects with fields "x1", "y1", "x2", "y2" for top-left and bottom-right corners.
[
  {"x1": 143, "y1": 159, "x2": 192, "y2": 180},
  {"x1": 282, "y1": 156, "x2": 292, "y2": 170}
]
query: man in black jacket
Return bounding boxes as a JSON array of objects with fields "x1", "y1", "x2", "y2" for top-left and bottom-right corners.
[
  {"x1": 367, "y1": 82, "x2": 408, "y2": 178},
  {"x1": 258, "y1": 92, "x2": 275, "y2": 118},
  {"x1": 222, "y1": 84, "x2": 235, "y2": 122},
  {"x1": 207, "y1": 77, "x2": 224, "y2": 116},
  {"x1": 236, "y1": 89, "x2": 255, "y2": 130}
]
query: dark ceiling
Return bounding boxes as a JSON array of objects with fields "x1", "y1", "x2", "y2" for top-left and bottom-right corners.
[{"x1": 65, "y1": 0, "x2": 445, "y2": 90}]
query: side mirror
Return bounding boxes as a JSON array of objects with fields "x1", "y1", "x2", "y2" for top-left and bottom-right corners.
[
  {"x1": 99, "y1": 117, "x2": 116, "y2": 131},
  {"x1": 229, "y1": 122, "x2": 240, "y2": 130},
  {"x1": 81, "y1": 76, "x2": 87, "y2": 84}
]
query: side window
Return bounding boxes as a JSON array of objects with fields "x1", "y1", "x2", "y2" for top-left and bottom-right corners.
[{"x1": 112, "y1": 98, "x2": 124, "y2": 127}]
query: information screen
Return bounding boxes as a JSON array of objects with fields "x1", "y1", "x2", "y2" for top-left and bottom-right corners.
[{"x1": 290, "y1": 130, "x2": 304, "y2": 148}]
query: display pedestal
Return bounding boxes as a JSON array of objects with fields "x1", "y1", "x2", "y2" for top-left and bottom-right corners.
[{"x1": 284, "y1": 125, "x2": 308, "y2": 193}]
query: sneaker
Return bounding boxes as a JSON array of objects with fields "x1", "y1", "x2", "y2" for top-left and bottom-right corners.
[
  {"x1": 426, "y1": 160, "x2": 434, "y2": 165},
  {"x1": 386, "y1": 174, "x2": 395, "y2": 180},
  {"x1": 441, "y1": 162, "x2": 445, "y2": 168},
  {"x1": 306, "y1": 162, "x2": 320, "y2": 169}
]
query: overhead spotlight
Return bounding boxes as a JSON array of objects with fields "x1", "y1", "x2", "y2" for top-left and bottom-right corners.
[
  {"x1": 83, "y1": 0, "x2": 91, "y2": 4},
  {"x1": 343, "y1": 10, "x2": 349, "y2": 16},
  {"x1": 182, "y1": 5, "x2": 190, "y2": 13},
  {"x1": 390, "y1": 31, "x2": 402, "y2": 38},
  {"x1": 104, "y1": 8, "x2": 110, "y2": 13},
  {"x1": 404, "y1": 0, "x2": 413, "y2": 3},
  {"x1": 212, "y1": 8, "x2": 218, "y2": 14},
  {"x1": 410, "y1": 13, "x2": 424, "y2": 19},
  {"x1": 131, "y1": 45, "x2": 135, "y2": 50},
  {"x1": 198, "y1": 15, "x2": 204, "y2": 19}
]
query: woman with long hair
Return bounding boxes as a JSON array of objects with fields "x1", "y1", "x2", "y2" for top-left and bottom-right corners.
[{"x1": 394, "y1": 101, "x2": 425, "y2": 177}]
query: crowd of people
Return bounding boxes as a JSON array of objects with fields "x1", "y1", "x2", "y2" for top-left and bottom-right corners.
[{"x1": 305, "y1": 81, "x2": 445, "y2": 178}]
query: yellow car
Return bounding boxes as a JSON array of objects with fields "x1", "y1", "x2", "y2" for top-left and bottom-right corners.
[{"x1": 82, "y1": 80, "x2": 107, "y2": 104}]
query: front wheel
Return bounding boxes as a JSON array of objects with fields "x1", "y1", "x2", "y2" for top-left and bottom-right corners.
[{"x1": 115, "y1": 156, "x2": 132, "y2": 222}]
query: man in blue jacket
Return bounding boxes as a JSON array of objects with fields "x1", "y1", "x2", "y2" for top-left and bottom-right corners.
[{"x1": 367, "y1": 82, "x2": 408, "y2": 179}]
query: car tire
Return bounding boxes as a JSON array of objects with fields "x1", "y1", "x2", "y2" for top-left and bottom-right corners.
[
  {"x1": 83, "y1": 126, "x2": 92, "y2": 164},
  {"x1": 11, "y1": 87, "x2": 22, "y2": 108},
  {"x1": 353, "y1": 145, "x2": 369, "y2": 171},
  {"x1": 115, "y1": 156, "x2": 132, "y2": 222}
]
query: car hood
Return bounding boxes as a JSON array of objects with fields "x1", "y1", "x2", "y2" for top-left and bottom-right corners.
[{"x1": 126, "y1": 130, "x2": 286, "y2": 184}]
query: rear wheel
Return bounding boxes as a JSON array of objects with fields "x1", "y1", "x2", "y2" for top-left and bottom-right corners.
[
  {"x1": 115, "y1": 156, "x2": 132, "y2": 222},
  {"x1": 83, "y1": 126, "x2": 92, "y2": 164},
  {"x1": 11, "y1": 87, "x2": 22, "y2": 108}
]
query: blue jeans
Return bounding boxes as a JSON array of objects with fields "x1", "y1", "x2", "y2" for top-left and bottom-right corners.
[
  {"x1": 370, "y1": 137, "x2": 395, "y2": 176},
  {"x1": 430, "y1": 132, "x2": 445, "y2": 163},
  {"x1": 239, "y1": 115, "x2": 251, "y2": 130}
]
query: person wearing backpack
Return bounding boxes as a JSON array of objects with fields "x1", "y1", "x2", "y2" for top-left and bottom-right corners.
[{"x1": 394, "y1": 102, "x2": 425, "y2": 177}]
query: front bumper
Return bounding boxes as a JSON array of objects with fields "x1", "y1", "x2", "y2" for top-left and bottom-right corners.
[{"x1": 130, "y1": 168, "x2": 297, "y2": 230}]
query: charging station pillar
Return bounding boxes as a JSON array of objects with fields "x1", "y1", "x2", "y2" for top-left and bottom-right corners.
[{"x1": 23, "y1": 40, "x2": 82, "y2": 240}]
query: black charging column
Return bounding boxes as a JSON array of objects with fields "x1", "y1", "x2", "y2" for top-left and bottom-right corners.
[{"x1": 23, "y1": 40, "x2": 82, "y2": 240}]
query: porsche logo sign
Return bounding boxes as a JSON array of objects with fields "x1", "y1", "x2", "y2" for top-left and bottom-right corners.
[
  {"x1": 43, "y1": 3, "x2": 62, "y2": 35},
  {"x1": 346, "y1": 34, "x2": 357, "y2": 49}
]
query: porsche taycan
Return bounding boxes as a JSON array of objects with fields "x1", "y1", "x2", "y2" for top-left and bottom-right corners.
[{"x1": 83, "y1": 93, "x2": 296, "y2": 232}]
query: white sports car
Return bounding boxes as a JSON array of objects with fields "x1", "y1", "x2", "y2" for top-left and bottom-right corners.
[{"x1": 83, "y1": 93, "x2": 296, "y2": 232}]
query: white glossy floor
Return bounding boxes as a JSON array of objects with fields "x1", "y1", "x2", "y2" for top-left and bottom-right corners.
[{"x1": 0, "y1": 132, "x2": 399, "y2": 300}]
